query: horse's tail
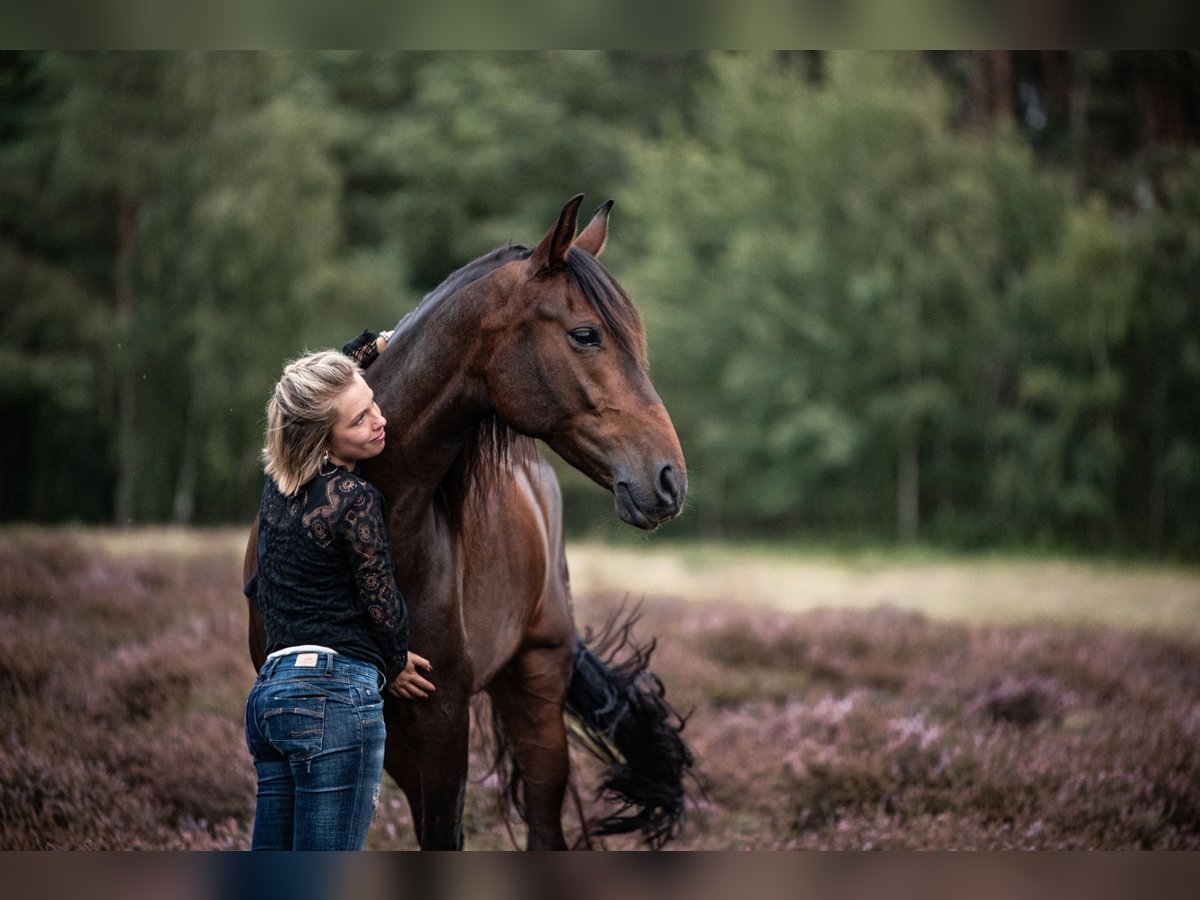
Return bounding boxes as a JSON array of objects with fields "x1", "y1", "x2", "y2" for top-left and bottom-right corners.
[
  {"x1": 486, "y1": 608, "x2": 693, "y2": 848},
  {"x1": 563, "y1": 610, "x2": 693, "y2": 848}
]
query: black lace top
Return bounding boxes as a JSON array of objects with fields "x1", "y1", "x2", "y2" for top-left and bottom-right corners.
[{"x1": 246, "y1": 466, "x2": 409, "y2": 682}]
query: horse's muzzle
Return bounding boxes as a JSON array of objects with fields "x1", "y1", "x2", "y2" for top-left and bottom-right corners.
[{"x1": 614, "y1": 461, "x2": 686, "y2": 530}]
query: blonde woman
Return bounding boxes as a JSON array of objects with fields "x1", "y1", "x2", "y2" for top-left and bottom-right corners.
[{"x1": 244, "y1": 335, "x2": 432, "y2": 850}]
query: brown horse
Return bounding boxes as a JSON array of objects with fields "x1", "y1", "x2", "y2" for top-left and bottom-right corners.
[{"x1": 244, "y1": 195, "x2": 691, "y2": 849}]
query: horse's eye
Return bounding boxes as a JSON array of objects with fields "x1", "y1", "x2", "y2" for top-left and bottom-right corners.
[{"x1": 569, "y1": 327, "x2": 601, "y2": 348}]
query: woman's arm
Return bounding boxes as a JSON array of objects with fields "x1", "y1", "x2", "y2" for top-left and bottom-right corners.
[
  {"x1": 340, "y1": 486, "x2": 434, "y2": 697},
  {"x1": 342, "y1": 329, "x2": 393, "y2": 369}
]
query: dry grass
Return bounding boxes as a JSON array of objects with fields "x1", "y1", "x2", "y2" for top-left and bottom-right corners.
[
  {"x1": 1, "y1": 528, "x2": 1198, "y2": 849},
  {"x1": 566, "y1": 541, "x2": 1200, "y2": 639}
]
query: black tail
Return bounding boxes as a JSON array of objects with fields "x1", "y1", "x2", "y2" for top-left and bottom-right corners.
[{"x1": 563, "y1": 610, "x2": 694, "y2": 848}]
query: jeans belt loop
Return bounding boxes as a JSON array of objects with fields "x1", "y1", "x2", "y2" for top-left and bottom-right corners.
[{"x1": 324, "y1": 652, "x2": 334, "y2": 677}]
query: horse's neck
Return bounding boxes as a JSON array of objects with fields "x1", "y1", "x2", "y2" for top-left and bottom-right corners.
[{"x1": 362, "y1": 284, "x2": 490, "y2": 535}]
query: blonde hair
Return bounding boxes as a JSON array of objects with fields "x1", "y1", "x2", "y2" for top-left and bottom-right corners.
[{"x1": 263, "y1": 350, "x2": 362, "y2": 496}]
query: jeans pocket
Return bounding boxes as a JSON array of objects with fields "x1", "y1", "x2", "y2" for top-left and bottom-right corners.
[
  {"x1": 263, "y1": 694, "x2": 326, "y2": 759},
  {"x1": 356, "y1": 685, "x2": 385, "y2": 725}
]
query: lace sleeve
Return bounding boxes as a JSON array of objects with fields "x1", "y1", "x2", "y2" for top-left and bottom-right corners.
[
  {"x1": 338, "y1": 483, "x2": 409, "y2": 682},
  {"x1": 343, "y1": 330, "x2": 381, "y2": 369}
]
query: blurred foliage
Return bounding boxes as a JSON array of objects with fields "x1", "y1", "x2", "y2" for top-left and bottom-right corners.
[{"x1": 1, "y1": 51, "x2": 1198, "y2": 555}]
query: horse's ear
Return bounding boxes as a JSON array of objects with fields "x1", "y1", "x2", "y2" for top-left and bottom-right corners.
[
  {"x1": 529, "y1": 194, "x2": 584, "y2": 274},
  {"x1": 573, "y1": 200, "x2": 613, "y2": 258}
]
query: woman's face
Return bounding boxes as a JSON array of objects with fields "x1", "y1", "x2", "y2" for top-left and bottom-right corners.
[{"x1": 327, "y1": 373, "x2": 387, "y2": 470}]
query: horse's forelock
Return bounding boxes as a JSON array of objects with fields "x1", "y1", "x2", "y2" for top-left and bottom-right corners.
[
  {"x1": 416, "y1": 242, "x2": 642, "y2": 366},
  {"x1": 564, "y1": 247, "x2": 648, "y2": 366}
]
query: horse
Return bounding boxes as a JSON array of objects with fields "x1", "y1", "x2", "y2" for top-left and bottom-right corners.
[{"x1": 243, "y1": 195, "x2": 691, "y2": 849}]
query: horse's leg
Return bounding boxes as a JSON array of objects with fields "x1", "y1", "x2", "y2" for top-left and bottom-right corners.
[
  {"x1": 487, "y1": 642, "x2": 574, "y2": 850},
  {"x1": 246, "y1": 600, "x2": 266, "y2": 669},
  {"x1": 383, "y1": 688, "x2": 471, "y2": 850},
  {"x1": 243, "y1": 521, "x2": 267, "y2": 670},
  {"x1": 380, "y1": 708, "x2": 424, "y2": 841}
]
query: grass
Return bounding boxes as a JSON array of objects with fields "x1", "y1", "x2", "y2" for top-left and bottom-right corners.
[
  {"x1": 565, "y1": 539, "x2": 1200, "y2": 640},
  {"x1": 2, "y1": 527, "x2": 1198, "y2": 849}
]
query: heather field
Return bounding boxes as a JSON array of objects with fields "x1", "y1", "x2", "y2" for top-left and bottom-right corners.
[{"x1": 2, "y1": 528, "x2": 1199, "y2": 850}]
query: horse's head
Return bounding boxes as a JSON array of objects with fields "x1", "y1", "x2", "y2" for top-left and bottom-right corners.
[{"x1": 482, "y1": 195, "x2": 686, "y2": 529}]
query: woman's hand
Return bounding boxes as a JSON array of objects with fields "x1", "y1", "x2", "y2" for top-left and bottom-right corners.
[
  {"x1": 374, "y1": 330, "x2": 393, "y2": 355},
  {"x1": 386, "y1": 651, "x2": 435, "y2": 700}
]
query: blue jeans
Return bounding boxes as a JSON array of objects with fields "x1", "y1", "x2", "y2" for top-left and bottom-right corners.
[{"x1": 245, "y1": 651, "x2": 387, "y2": 850}]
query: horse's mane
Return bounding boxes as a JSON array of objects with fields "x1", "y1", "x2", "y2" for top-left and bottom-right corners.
[{"x1": 399, "y1": 241, "x2": 648, "y2": 525}]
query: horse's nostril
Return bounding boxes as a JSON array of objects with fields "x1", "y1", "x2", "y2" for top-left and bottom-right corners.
[{"x1": 656, "y1": 463, "x2": 679, "y2": 506}]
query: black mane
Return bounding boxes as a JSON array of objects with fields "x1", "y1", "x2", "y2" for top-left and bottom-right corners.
[{"x1": 392, "y1": 243, "x2": 531, "y2": 334}]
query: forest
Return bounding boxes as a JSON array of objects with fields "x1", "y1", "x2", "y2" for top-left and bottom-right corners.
[{"x1": 2, "y1": 51, "x2": 1199, "y2": 555}]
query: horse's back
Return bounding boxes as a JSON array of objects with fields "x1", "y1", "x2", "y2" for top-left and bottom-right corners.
[{"x1": 461, "y1": 453, "x2": 573, "y2": 691}]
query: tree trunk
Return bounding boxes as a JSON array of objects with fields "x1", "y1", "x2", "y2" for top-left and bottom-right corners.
[
  {"x1": 897, "y1": 273, "x2": 922, "y2": 542},
  {"x1": 1042, "y1": 50, "x2": 1070, "y2": 130},
  {"x1": 171, "y1": 385, "x2": 199, "y2": 524},
  {"x1": 113, "y1": 190, "x2": 138, "y2": 526},
  {"x1": 1068, "y1": 55, "x2": 1091, "y2": 193},
  {"x1": 970, "y1": 51, "x2": 1016, "y2": 125},
  {"x1": 1147, "y1": 364, "x2": 1167, "y2": 554},
  {"x1": 988, "y1": 51, "x2": 1015, "y2": 120},
  {"x1": 898, "y1": 426, "x2": 920, "y2": 542},
  {"x1": 701, "y1": 447, "x2": 725, "y2": 541}
]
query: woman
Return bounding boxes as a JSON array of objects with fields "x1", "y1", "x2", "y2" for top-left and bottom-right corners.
[{"x1": 244, "y1": 333, "x2": 433, "y2": 850}]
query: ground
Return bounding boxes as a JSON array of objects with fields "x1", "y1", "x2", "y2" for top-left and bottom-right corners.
[{"x1": 1, "y1": 528, "x2": 1198, "y2": 849}]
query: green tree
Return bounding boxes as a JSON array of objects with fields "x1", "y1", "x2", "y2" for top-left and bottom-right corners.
[
  {"x1": 0, "y1": 52, "x2": 345, "y2": 523},
  {"x1": 3, "y1": 51, "x2": 1198, "y2": 553},
  {"x1": 620, "y1": 53, "x2": 1048, "y2": 541}
]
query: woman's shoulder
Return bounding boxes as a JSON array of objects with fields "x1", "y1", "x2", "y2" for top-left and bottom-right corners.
[
  {"x1": 312, "y1": 467, "x2": 384, "y2": 511},
  {"x1": 299, "y1": 468, "x2": 385, "y2": 546}
]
